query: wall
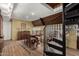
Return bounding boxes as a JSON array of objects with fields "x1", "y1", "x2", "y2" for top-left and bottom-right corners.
[
  {"x1": 32, "y1": 26, "x2": 44, "y2": 33},
  {"x1": 66, "y1": 25, "x2": 77, "y2": 49},
  {"x1": 3, "y1": 19, "x2": 11, "y2": 40},
  {"x1": 12, "y1": 19, "x2": 33, "y2": 40}
]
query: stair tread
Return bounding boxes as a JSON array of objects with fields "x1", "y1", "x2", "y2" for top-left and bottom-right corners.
[
  {"x1": 45, "y1": 46, "x2": 63, "y2": 55},
  {"x1": 49, "y1": 46, "x2": 63, "y2": 54},
  {"x1": 47, "y1": 43, "x2": 63, "y2": 52},
  {"x1": 44, "y1": 51, "x2": 63, "y2": 56},
  {"x1": 53, "y1": 38, "x2": 64, "y2": 45},
  {"x1": 48, "y1": 41, "x2": 63, "y2": 48}
]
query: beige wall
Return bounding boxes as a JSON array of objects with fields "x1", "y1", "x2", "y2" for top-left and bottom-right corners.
[
  {"x1": 11, "y1": 19, "x2": 33, "y2": 40},
  {"x1": 67, "y1": 30, "x2": 77, "y2": 49},
  {"x1": 66, "y1": 25, "x2": 77, "y2": 49},
  {"x1": 32, "y1": 26, "x2": 44, "y2": 32}
]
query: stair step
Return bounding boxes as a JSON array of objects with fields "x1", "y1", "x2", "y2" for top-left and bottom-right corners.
[
  {"x1": 44, "y1": 51, "x2": 63, "y2": 56},
  {"x1": 49, "y1": 47, "x2": 63, "y2": 54},
  {"x1": 53, "y1": 38, "x2": 63, "y2": 45},
  {"x1": 48, "y1": 43, "x2": 63, "y2": 52},
  {"x1": 48, "y1": 41, "x2": 63, "y2": 48}
]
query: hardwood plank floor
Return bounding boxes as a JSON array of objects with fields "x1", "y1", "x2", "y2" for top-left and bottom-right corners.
[
  {"x1": 1, "y1": 40, "x2": 43, "y2": 56},
  {"x1": 66, "y1": 48, "x2": 79, "y2": 56}
]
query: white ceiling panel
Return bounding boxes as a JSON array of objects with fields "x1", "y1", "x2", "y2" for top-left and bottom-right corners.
[
  {"x1": 0, "y1": 3, "x2": 62, "y2": 21},
  {"x1": 12, "y1": 3, "x2": 54, "y2": 21}
]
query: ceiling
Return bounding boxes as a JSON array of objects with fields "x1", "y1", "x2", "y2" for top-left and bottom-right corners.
[{"x1": 0, "y1": 3, "x2": 62, "y2": 21}]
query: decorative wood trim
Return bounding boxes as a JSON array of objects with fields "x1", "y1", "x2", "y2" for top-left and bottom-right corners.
[
  {"x1": 47, "y1": 3, "x2": 62, "y2": 9},
  {"x1": 32, "y1": 12, "x2": 62, "y2": 26}
]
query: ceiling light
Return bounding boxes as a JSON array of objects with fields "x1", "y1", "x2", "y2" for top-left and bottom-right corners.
[{"x1": 31, "y1": 12, "x2": 35, "y2": 15}]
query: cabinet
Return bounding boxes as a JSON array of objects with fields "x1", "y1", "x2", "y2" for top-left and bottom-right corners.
[{"x1": 17, "y1": 31, "x2": 30, "y2": 40}]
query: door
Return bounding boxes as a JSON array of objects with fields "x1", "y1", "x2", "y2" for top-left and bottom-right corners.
[
  {"x1": 77, "y1": 37, "x2": 79, "y2": 49},
  {"x1": 0, "y1": 11, "x2": 3, "y2": 53},
  {"x1": 77, "y1": 24, "x2": 79, "y2": 49}
]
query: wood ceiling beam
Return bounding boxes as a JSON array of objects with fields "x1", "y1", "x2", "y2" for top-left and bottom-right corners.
[
  {"x1": 43, "y1": 12, "x2": 62, "y2": 24},
  {"x1": 47, "y1": 3, "x2": 62, "y2": 9},
  {"x1": 32, "y1": 12, "x2": 62, "y2": 26}
]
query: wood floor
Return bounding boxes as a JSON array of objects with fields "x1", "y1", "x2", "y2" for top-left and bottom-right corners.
[
  {"x1": 1, "y1": 40, "x2": 43, "y2": 56},
  {"x1": 66, "y1": 48, "x2": 79, "y2": 56}
]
